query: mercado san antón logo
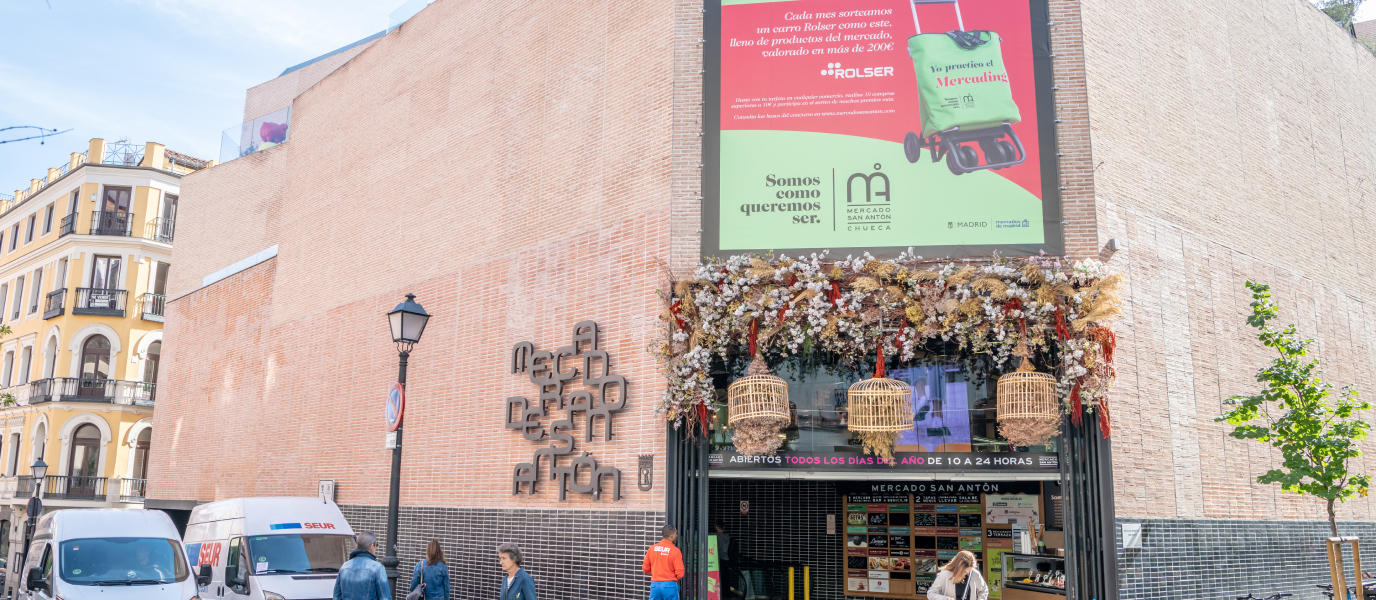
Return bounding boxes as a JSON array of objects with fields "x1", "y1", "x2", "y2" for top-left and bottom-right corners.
[
  {"x1": 844, "y1": 163, "x2": 891, "y2": 232},
  {"x1": 821, "y1": 62, "x2": 895, "y2": 79}
]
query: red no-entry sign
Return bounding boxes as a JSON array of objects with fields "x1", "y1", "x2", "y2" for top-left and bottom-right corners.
[{"x1": 386, "y1": 382, "x2": 405, "y2": 432}]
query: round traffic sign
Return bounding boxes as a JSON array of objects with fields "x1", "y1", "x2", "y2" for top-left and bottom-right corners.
[
  {"x1": 386, "y1": 382, "x2": 406, "y2": 432},
  {"x1": 26, "y1": 496, "x2": 42, "y2": 518}
]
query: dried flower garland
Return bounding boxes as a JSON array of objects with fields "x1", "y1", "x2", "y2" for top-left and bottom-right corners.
[{"x1": 655, "y1": 251, "x2": 1123, "y2": 438}]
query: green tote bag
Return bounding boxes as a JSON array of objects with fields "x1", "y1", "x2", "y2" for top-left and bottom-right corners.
[{"x1": 907, "y1": 30, "x2": 1022, "y2": 138}]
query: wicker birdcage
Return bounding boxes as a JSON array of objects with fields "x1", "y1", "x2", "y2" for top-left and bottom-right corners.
[
  {"x1": 727, "y1": 356, "x2": 791, "y2": 456},
  {"x1": 847, "y1": 378, "x2": 915, "y2": 432},
  {"x1": 996, "y1": 356, "x2": 1062, "y2": 447},
  {"x1": 727, "y1": 368, "x2": 790, "y2": 425}
]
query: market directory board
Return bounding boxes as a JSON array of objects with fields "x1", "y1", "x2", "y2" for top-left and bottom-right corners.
[
  {"x1": 842, "y1": 482, "x2": 1041, "y2": 599},
  {"x1": 702, "y1": 0, "x2": 1062, "y2": 259}
]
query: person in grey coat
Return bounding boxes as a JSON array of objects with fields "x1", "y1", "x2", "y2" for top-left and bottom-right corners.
[
  {"x1": 498, "y1": 543, "x2": 537, "y2": 600},
  {"x1": 333, "y1": 531, "x2": 391, "y2": 600}
]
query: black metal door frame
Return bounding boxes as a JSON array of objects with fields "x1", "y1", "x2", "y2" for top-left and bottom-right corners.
[
  {"x1": 1061, "y1": 416, "x2": 1118, "y2": 600},
  {"x1": 666, "y1": 424, "x2": 710, "y2": 599}
]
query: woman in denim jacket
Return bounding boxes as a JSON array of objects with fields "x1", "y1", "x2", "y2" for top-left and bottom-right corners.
[{"x1": 408, "y1": 539, "x2": 450, "y2": 600}]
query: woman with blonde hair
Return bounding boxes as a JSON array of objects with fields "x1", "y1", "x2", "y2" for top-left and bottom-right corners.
[{"x1": 927, "y1": 550, "x2": 988, "y2": 600}]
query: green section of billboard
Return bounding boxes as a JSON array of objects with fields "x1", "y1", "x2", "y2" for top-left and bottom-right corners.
[{"x1": 718, "y1": 130, "x2": 1044, "y2": 251}]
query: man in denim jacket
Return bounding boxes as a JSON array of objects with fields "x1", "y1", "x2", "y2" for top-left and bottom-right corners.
[{"x1": 334, "y1": 531, "x2": 392, "y2": 600}]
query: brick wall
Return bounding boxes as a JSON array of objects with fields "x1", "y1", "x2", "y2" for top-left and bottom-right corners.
[
  {"x1": 170, "y1": 145, "x2": 286, "y2": 300},
  {"x1": 152, "y1": 211, "x2": 671, "y2": 511},
  {"x1": 1078, "y1": 0, "x2": 1376, "y2": 523},
  {"x1": 243, "y1": 38, "x2": 378, "y2": 122}
]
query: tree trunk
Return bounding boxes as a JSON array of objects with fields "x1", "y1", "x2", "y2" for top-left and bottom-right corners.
[{"x1": 1328, "y1": 497, "x2": 1339, "y2": 537}]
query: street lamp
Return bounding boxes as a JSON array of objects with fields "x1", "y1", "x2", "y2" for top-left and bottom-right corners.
[
  {"x1": 20, "y1": 457, "x2": 47, "y2": 580},
  {"x1": 381, "y1": 294, "x2": 429, "y2": 589},
  {"x1": 29, "y1": 458, "x2": 47, "y2": 485}
]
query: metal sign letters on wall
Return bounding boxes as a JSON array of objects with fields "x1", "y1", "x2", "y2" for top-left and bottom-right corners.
[{"x1": 507, "y1": 320, "x2": 628, "y2": 501}]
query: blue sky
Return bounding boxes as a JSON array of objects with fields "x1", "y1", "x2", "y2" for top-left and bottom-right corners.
[
  {"x1": 0, "y1": 0, "x2": 1371, "y2": 194},
  {"x1": 0, "y1": 0, "x2": 391, "y2": 193}
]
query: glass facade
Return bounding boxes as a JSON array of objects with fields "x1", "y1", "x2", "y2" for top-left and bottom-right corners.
[{"x1": 708, "y1": 356, "x2": 1058, "y2": 455}]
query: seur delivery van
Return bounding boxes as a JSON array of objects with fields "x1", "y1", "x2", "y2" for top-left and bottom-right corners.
[
  {"x1": 183, "y1": 497, "x2": 356, "y2": 600},
  {"x1": 17, "y1": 508, "x2": 198, "y2": 600}
]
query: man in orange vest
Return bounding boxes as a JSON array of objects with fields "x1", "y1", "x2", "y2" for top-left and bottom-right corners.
[{"x1": 642, "y1": 525, "x2": 685, "y2": 600}]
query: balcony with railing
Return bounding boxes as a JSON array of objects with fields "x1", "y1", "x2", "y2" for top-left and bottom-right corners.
[
  {"x1": 121, "y1": 478, "x2": 147, "y2": 502},
  {"x1": 73, "y1": 288, "x2": 127, "y2": 317},
  {"x1": 58, "y1": 213, "x2": 76, "y2": 237},
  {"x1": 44, "y1": 288, "x2": 65, "y2": 319},
  {"x1": 90, "y1": 211, "x2": 134, "y2": 237},
  {"x1": 0, "y1": 475, "x2": 145, "y2": 503},
  {"x1": 45, "y1": 475, "x2": 108, "y2": 501},
  {"x1": 145, "y1": 217, "x2": 174, "y2": 243},
  {"x1": 140, "y1": 293, "x2": 165, "y2": 322},
  {"x1": 29, "y1": 378, "x2": 155, "y2": 406},
  {"x1": 14, "y1": 475, "x2": 36, "y2": 498},
  {"x1": 219, "y1": 106, "x2": 291, "y2": 164}
]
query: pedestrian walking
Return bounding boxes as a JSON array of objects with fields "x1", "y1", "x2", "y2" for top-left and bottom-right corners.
[
  {"x1": 498, "y1": 543, "x2": 537, "y2": 600},
  {"x1": 333, "y1": 531, "x2": 391, "y2": 600},
  {"x1": 927, "y1": 550, "x2": 988, "y2": 600},
  {"x1": 408, "y1": 539, "x2": 450, "y2": 600},
  {"x1": 642, "y1": 525, "x2": 685, "y2": 600}
]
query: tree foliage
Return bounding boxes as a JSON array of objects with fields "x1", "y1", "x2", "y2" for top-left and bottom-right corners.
[
  {"x1": 1217, "y1": 282, "x2": 1371, "y2": 536},
  {"x1": 1318, "y1": 0, "x2": 1365, "y2": 31}
]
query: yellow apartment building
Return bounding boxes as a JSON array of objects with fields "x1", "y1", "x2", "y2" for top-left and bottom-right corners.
[{"x1": 0, "y1": 138, "x2": 206, "y2": 592}]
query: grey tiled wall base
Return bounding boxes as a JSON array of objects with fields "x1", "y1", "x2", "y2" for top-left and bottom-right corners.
[
  {"x1": 339, "y1": 505, "x2": 664, "y2": 600},
  {"x1": 1116, "y1": 518, "x2": 1376, "y2": 600}
]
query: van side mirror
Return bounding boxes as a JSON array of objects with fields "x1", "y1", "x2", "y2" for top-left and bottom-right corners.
[
  {"x1": 25, "y1": 567, "x2": 45, "y2": 592},
  {"x1": 226, "y1": 571, "x2": 244, "y2": 589},
  {"x1": 197, "y1": 564, "x2": 212, "y2": 586}
]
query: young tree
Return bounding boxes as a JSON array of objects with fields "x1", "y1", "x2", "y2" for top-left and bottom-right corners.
[{"x1": 1218, "y1": 282, "x2": 1371, "y2": 537}]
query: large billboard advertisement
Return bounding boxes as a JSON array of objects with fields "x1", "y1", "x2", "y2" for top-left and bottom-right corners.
[{"x1": 702, "y1": 0, "x2": 1061, "y2": 258}]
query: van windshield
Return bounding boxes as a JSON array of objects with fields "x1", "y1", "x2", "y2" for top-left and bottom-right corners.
[
  {"x1": 59, "y1": 538, "x2": 189, "y2": 586},
  {"x1": 245, "y1": 534, "x2": 352, "y2": 575}
]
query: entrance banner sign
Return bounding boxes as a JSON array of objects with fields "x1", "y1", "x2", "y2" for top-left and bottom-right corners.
[
  {"x1": 703, "y1": 0, "x2": 1062, "y2": 259},
  {"x1": 386, "y1": 382, "x2": 405, "y2": 432},
  {"x1": 711, "y1": 449, "x2": 1057, "y2": 472}
]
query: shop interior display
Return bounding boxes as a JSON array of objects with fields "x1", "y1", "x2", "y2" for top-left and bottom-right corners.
[
  {"x1": 1002, "y1": 553, "x2": 1066, "y2": 596},
  {"x1": 659, "y1": 253, "x2": 1123, "y2": 448},
  {"x1": 843, "y1": 486, "x2": 1046, "y2": 599}
]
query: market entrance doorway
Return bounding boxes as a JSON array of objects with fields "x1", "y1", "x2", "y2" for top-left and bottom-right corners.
[{"x1": 706, "y1": 477, "x2": 1066, "y2": 600}]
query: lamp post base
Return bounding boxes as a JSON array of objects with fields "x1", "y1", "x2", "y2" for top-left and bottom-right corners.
[{"x1": 381, "y1": 555, "x2": 399, "y2": 591}]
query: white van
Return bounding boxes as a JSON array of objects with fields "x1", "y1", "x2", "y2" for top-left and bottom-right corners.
[
  {"x1": 183, "y1": 497, "x2": 356, "y2": 600},
  {"x1": 17, "y1": 508, "x2": 199, "y2": 600}
]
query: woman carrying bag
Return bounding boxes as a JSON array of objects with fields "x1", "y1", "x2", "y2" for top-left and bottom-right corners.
[
  {"x1": 407, "y1": 539, "x2": 451, "y2": 600},
  {"x1": 927, "y1": 550, "x2": 989, "y2": 600}
]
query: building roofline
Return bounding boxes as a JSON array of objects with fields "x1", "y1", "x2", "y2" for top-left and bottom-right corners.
[
  {"x1": 279, "y1": 30, "x2": 386, "y2": 77},
  {"x1": 6, "y1": 162, "x2": 185, "y2": 221}
]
